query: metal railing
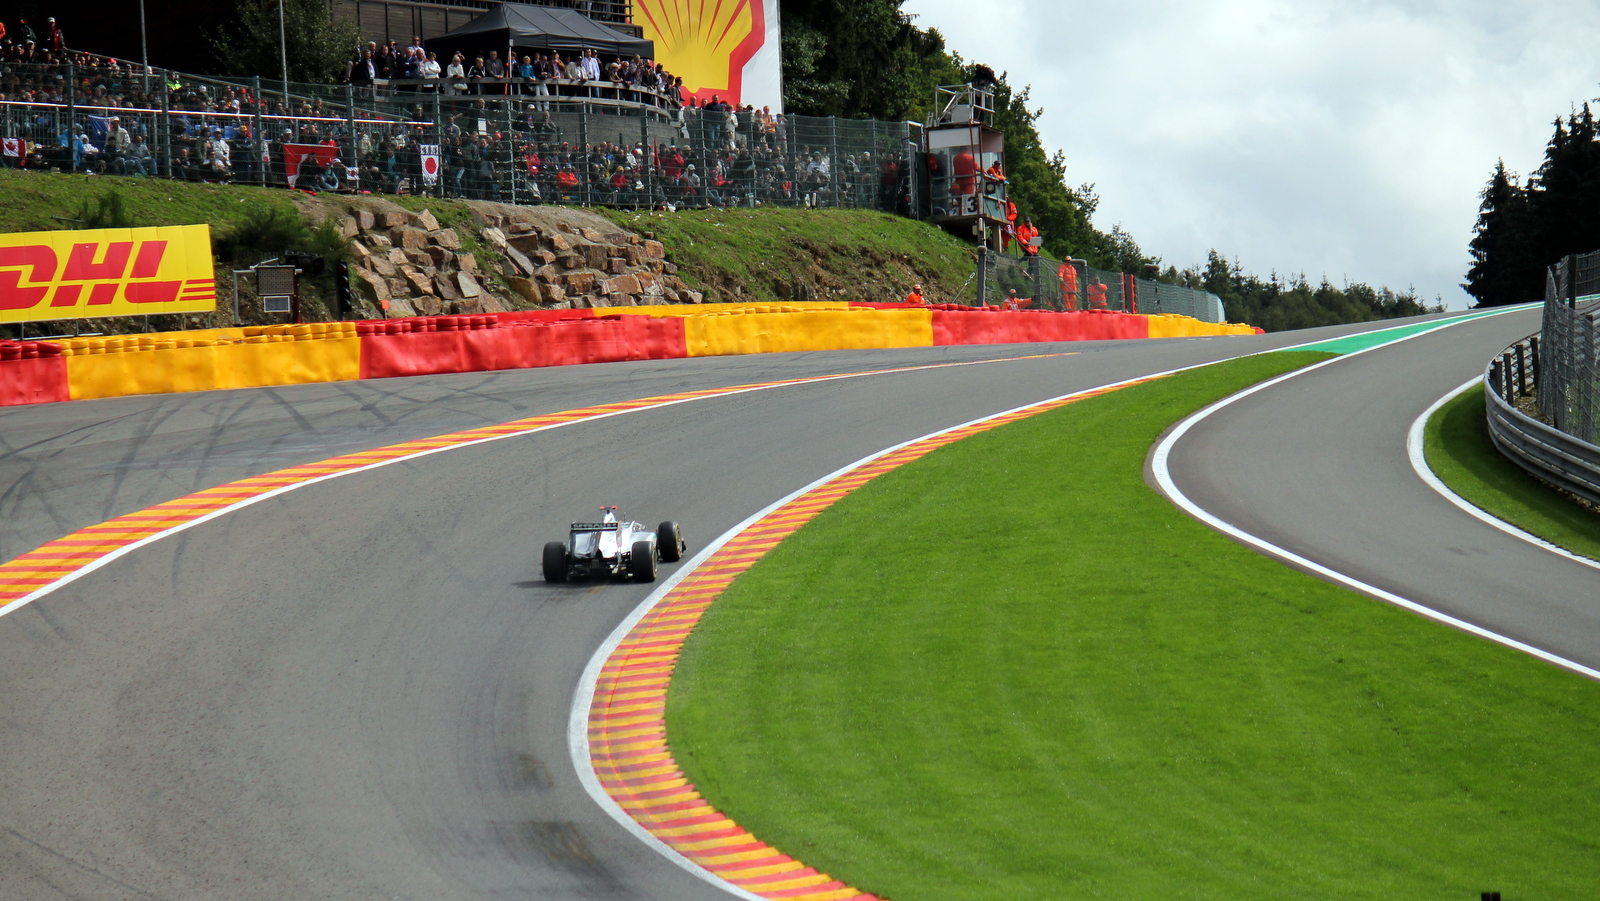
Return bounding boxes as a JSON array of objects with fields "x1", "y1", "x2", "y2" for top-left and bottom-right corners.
[
  {"x1": 0, "y1": 59, "x2": 917, "y2": 214},
  {"x1": 1486, "y1": 334, "x2": 1600, "y2": 505}
]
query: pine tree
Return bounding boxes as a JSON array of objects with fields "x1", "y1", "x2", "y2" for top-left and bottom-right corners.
[
  {"x1": 1464, "y1": 160, "x2": 1542, "y2": 307},
  {"x1": 1529, "y1": 105, "x2": 1600, "y2": 264}
]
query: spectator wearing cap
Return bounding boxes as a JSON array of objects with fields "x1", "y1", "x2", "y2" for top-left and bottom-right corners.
[
  {"x1": 905, "y1": 283, "x2": 925, "y2": 305},
  {"x1": 45, "y1": 17, "x2": 63, "y2": 52}
]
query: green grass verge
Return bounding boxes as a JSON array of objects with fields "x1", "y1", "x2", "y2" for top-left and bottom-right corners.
[
  {"x1": 595, "y1": 207, "x2": 976, "y2": 305},
  {"x1": 668, "y1": 352, "x2": 1600, "y2": 900},
  {"x1": 1425, "y1": 385, "x2": 1600, "y2": 562}
]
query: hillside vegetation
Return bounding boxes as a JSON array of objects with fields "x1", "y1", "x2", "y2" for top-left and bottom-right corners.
[{"x1": 0, "y1": 168, "x2": 976, "y2": 338}]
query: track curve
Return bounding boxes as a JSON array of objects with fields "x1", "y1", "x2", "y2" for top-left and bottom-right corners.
[
  {"x1": 0, "y1": 317, "x2": 1513, "y2": 899},
  {"x1": 1163, "y1": 307, "x2": 1600, "y2": 674}
]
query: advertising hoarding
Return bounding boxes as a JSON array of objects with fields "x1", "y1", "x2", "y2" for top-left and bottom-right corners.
[
  {"x1": 634, "y1": 0, "x2": 782, "y2": 112},
  {"x1": 0, "y1": 224, "x2": 215, "y2": 324}
]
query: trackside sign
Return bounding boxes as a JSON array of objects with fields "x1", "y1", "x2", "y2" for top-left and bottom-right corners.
[{"x1": 0, "y1": 224, "x2": 215, "y2": 324}]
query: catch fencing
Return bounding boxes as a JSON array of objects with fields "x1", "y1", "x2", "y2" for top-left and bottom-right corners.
[
  {"x1": 1537, "y1": 251, "x2": 1600, "y2": 444},
  {"x1": 0, "y1": 59, "x2": 917, "y2": 213},
  {"x1": 972, "y1": 248, "x2": 1224, "y2": 321},
  {"x1": 1480, "y1": 250, "x2": 1600, "y2": 505}
]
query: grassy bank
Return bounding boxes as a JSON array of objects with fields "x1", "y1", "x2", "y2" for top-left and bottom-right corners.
[
  {"x1": 1425, "y1": 385, "x2": 1600, "y2": 561},
  {"x1": 0, "y1": 169, "x2": 981, "y2": 334},
  {"x1": 597, "y1": 207, "x2": 976, "y2": 305},
  {"x1": 668, "y1": 352, "x2": 1600, "y2": 900}
]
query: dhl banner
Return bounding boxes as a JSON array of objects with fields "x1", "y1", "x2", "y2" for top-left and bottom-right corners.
[
  {"x1": 635, "y1": 0, "x2": 782, "y2": 112},
  {"x1": 0, "y1": 224, "x2": 215, "y2": 324}
]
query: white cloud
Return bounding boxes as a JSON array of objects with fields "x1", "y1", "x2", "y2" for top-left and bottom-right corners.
[{"x1": 902, "y1": 0, "x2": 1600, "y2": 306}]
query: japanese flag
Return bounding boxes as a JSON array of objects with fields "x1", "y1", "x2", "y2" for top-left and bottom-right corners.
[{"x1": 420, "y1": 145, "x2": 441, "y2": 186}]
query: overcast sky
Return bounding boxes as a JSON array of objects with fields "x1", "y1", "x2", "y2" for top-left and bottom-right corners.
[{"x1": 902, "y1": 0, "x2": 1600, "y2": 308}]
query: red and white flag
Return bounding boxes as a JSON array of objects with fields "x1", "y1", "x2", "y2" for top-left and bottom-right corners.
[
  {"x1": 420, "y1": 145, "x2": 440, "y2": 186},
  {"x1": 1, "y1": 138, "x2": 21, "y2": 158},
  {"x1": 283, "y1": 142, "x2": 339, "y2": 187}
]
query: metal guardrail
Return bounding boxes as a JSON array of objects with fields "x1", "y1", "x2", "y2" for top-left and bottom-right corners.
[{"x1": 1485, "y1": 335, "x2": 1600, "y2": 505}]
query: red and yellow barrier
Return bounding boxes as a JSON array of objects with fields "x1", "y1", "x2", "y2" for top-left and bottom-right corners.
[{"x1": 0, "y1": 304, "x2": 1258, "y2": 407}]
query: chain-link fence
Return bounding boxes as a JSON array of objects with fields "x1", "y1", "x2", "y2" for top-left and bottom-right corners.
[
  {"x1": 1538, "y1": 251, "x2": 1600, "y2": 443},
  {"x1": 0, "y1": 58, "x2": 917, "y2": 214},
  {"x1": 969, "y1": 249, "x2": 1224, "y2": 321}
]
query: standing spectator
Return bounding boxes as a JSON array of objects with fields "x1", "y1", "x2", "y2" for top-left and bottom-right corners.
[
  {"x1": 420, "y1": 51, "x2": 441, "y2": 90},
  {"x1": 45, "y1": 17, "x2": 63, "y2": 52},
  {"x1": 582, "y1": 49, "x2": 601, "y2": 82},
  {"x1": 487, "y1": 50, "x2": 506, "y2": 95},
  {"x1": 350, "y1": 49, "x2": 376, "y2": 86},
  {"x1": 446, "y1": 52, "x2": 467, "y2": 94}
]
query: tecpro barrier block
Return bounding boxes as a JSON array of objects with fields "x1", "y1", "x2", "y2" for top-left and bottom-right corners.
[{"x1": 684, "y1": 308, "x2": 934, "y2": 357}]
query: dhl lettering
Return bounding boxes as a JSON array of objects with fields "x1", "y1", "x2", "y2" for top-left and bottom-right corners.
[
  {"x1": 131, "y1": 241, "x2": 166, "y2": 278},
  {"x1": 125, "y1": 281, "x2": 182, "y2": 304},
  {"x1": 0, "y1": 225, "x2": 211, "y2": 323},
  {"x1": 64, "y1": 242, "x2": 134, "y2": 281},
  {"x1": 0, "y1": 245, "x2": 59, "y2": 310}
]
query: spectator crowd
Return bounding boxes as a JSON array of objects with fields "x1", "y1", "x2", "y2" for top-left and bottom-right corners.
[{"x1": 0, "y1": 21, "x2": 913, "y2": 215}]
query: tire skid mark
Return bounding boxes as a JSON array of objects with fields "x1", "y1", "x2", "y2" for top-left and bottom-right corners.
[{"x1": 0, "y1": 352, "x2": 1072, "y2": 620}]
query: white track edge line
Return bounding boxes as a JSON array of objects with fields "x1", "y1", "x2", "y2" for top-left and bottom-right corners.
[
  {"x1": 1150, "y1": 307, "x2": 1600, "y2": 682},
  {"x1": 565, "y1": 365, "x2": 1205, "y2": 897},
  {"x1": 565, "y1": 305, "x2": 1545, "y2": 894},
  {"x1": 1407, "y1": 378, "x2": 1600, "y2": 573},
  {"x1": 0, "y1": 353, "x2": 1065, "y2": 623}
]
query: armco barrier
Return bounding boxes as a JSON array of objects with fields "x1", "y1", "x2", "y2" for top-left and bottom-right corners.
[
  {"x1": 1485, "y1": 336, "x2": 1600, "y2": 505},
  {"x1": 0, "y1": 305, "x2": 1260, "y2": 407}
]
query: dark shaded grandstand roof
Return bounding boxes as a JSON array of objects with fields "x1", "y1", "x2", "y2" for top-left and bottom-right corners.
[{"x1": 429, "y1": 3, "x2": 654, "y2": 59}]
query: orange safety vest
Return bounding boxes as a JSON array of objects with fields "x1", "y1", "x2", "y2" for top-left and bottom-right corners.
[
  {"x1": 1088, "y1": 283, "x2": 1108, "y2": 309},
  {"x1": 1016, "y1": 222, "x2": 1039, "y2": 255},
  {"x1": 905, "y1": 289, "x2": 925, "y2": 305},
  {"x1": 1057, "y1": 261, "x2": 1079, "y2": 307}
]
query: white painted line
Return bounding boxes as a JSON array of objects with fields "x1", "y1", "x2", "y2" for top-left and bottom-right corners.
[
  {"x1": 1150, "y1": 308, "x2": 1600, "y2": 682},
  {"x1": 1407, "y1": 378, "x2": 1600, "y2": 572},
  {"x1": 569, "y1": 303, "x2": 1555, "y2": 893},
  {"x1": 0, "y1": 352, "x2": 1074, "y2": 623},
  {"x1": 567, "y1": 365, "x2": 1208, "y2": 898}
]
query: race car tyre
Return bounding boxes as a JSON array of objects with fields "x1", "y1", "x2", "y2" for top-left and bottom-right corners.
[
  {"x1": 657, "y1": 521, "x2": 685, "y2": 562},
  {"x1": 542, "y1": 541, "x2": 569, "y2": 583},
  {"x1": 630, "y1": 540, "x2": 658, "y2": 582}
]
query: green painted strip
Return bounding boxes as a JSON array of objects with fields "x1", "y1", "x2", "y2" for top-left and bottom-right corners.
[{"x1": 1280, "y1": 304, "x2": 1538, "y2": 355}]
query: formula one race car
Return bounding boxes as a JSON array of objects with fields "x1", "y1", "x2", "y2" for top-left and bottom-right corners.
[{"x1": 543, "y1": 507, "x2": 686, "y2": 583}]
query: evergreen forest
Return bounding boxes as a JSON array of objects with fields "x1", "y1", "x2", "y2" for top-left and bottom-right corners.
[{"x1": 1465, "y1": 104, "x2": 1600, "y2": 307}]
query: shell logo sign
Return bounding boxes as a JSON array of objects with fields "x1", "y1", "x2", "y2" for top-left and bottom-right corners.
[
  {"x1": 0, "y1": 225, "x2": 215, "y2": 324},
  {"x1": 635, "y1": 0, "x2": 782, "y2": 111}
]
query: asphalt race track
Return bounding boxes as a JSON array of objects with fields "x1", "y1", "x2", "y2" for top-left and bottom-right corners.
[
  {"x1": 1163, "y1": 306, "x2": 1600, "y2": 671},
  {"x1": 0, "y1": 311, "x2": 1559, "y2": 900}
]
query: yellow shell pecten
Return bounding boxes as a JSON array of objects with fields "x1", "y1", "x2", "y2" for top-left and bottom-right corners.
[{"x1": 634, "y1": 0, "x2": 755, "y2": 96}]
